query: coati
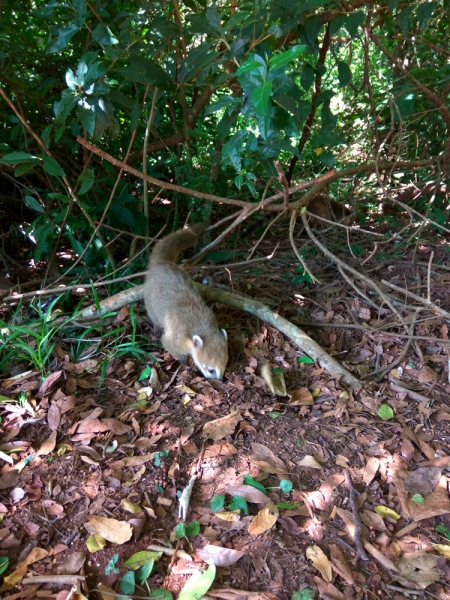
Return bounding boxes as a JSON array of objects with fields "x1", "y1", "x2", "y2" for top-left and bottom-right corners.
[
  {"x1": 144, "y1": 224, "x2": 228, "y2": 380},
  {"x1": 305, "y1": 194, "x2": 353, "y2": 230}
]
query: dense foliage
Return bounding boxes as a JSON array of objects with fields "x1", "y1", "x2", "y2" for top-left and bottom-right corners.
[{"x1": 0, "y1": 0, "x2": 449, "y2": 277}]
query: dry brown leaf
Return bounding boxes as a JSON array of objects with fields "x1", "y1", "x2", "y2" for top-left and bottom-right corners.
[
  {"x1": 100, "y1": 419, "x2": 133, "y2": 434},
  {"x1": 214, "y1": 511, "x2": 241, "y2": 522},
  {"x1": 47, "y1": 402, "x2": 61, "y2": 431},
  {"x1": 286, "y1": 387, "x2": 314, "y2": 406},
  {"x1": 196, "y1": 544, "x2": 245, "y2": 566},
  {"x1": 0, "y1": 471, "x2": 19, "y2": 490},
  {"x1": 335, "y1": 454, "x2": 349, "y2": 467},
  {"x1": 328, "y1": 543, "x2": 355, "y2": 585},
  {"x1": 260, "y1": 363, "x2": 286, "y2": 396},
  {"x1": 391, "y1": 465, "x2": 450, "y2": 520},
  {"x1": 394, "y1": 551, "x2": 442, "y2": 589},
  {"x1": 89, "y1": 515, "x2": 132, "y2": 544},
  {"x1": 363, "y1": 540, "x2": 397, "y2": 572},
  {"x1": 314, "y1": 577, "x2": 347, "y2": 600},
  {"x1": 277, "y1": 516, "x2": 304, "y2": 536},
  {"x1": 77, "y1": 419, "x2": 109, "y2": 434},
  {"x1": 224, "y1": 485, "x2": 270, "y2": 505},
  {"x1": 404, "y1": 467, "x2": 442, "y2": 495},
  {"x1": 298, "y1": 455, "x2": 323, "y2": 469},
  {"x1": 36, "y1": 431, "x2": 57, "y2": 456},
  {"x1": 42, "y1": 499, "x2": 64, "y2": 516},
  {"x1": 248, "y1": 504, "x2": 279, "y2": 535},
  {"x1": 38, "y1": 370, "x2": 63, "y2": 396},
  {"x1": 360, "y1": 457, "x2": 380, "y2": 485},
  {"x1": 180, "y1": 424, "x2": 195, "y2": 445},
  {"x1": 335, "y1": 507, "x2": 356, "y2": 538},
  {"x1": 122, "y1": 454, "x2": 155, "y2": 467},
  {"x1": 97, "y1": 584, "x2": 118, "y2": 600},
  {"x1": 418, "y1": 365, "x2": 437, "y2": 383},
  {"x1": 203, "y1": 411, "x2": 241, "y2": 441},
  {"x1": 306, "y1": 545, "x2": 332, "y2": 582},
  {"x1": 251, "y1": 443, "x2": 288, "y2": 477},
  {"x1": 56, "y1": 551, "x2": 86, "y2": 574},
  {"x1": 360, "y1": 510, "x2": 387, "y2": 532},
  {"x1": 16, "y1": 547, "x2": 49, "y2": 570}
]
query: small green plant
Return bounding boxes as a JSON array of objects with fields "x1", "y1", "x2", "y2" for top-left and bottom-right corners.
[{"x1": 436, "y1": 524, "x2": 450, "y2": 539}]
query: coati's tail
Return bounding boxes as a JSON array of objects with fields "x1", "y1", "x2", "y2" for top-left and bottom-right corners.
[{"x1": 150, "y1": 223, "x2": 205, "y2": 265}]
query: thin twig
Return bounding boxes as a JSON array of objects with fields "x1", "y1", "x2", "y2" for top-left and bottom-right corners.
[
  {"x1": 381, "y1": 279, "x2": 450, "y2": 319},
  {"x1": 427, "y1": 250, "x2": 434, "y2": 302},
  {"x1": 343, "y1": 469, "x2": 369, "y2": 564}
]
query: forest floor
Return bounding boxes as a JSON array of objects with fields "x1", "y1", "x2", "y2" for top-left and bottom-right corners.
[{"x1": 1, "y1": 217, "x2": 450, "y2": 600}]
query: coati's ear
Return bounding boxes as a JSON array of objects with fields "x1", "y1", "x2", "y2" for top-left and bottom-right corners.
[
  {"x1": 192, "y1": 335, "x2": 204, "y2": 348},
  {"x1": 221, "y1": 328, "x2": 228, "y2": 339}
]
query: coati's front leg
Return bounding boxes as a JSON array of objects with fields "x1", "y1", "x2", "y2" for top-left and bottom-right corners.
[{"x1": 161, "y1": 332, "x2": 189, "y2": 365}]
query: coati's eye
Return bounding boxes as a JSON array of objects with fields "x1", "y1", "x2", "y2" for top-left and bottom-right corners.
[{"x1": 208, "y1": 368, "x2": 215, "y2": 375}]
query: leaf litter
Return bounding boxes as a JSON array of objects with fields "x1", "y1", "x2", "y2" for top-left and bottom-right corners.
[{"x1": 2, "y1": 231, "x2": 450, "y2": 598}]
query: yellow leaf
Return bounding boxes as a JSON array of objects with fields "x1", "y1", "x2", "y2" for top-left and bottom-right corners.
[
  {"x1": 16, "y1": 547, "x2": 48, "y2": 570},
  {"x1": 261, "y1": 363, "x2": 286, "y2": 396},
  {"x1": 1, "y1": 565, "x2": 27, "y2": 590},
  {"x1": 249, "y1": 504, "x2": 279, "y2": 535},
  {"x1": 432, "y1": 544, "x2": 450, "y2": 558},
  {"x1": 214, "y1": 511, "x2": 240, "y2": 522},
  {"x1": 306, "y1": 545, "x2": 332, "y2": 582},
  {"x1": 121, "y1": 498, "x2": 142, "y2": 514},
  {"x1": 90, "y1": 516, "x2": 132, "y2": 545},
  {"x1": 311, "y1": 388, "x2": 320, "y2": 397},
  {"x1": 298, "y1": 455, "x2": 323, "y2": 469},
  {"x1": 374, "y1": 505, "x2": 401, "y2": 520},
  {"x1": 86, "y1": 533, "x2": 107, "y2": 553}
]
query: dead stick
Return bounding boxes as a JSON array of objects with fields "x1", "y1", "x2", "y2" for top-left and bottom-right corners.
[{"x1": 344, "y1": 470, "x2": 369, "y2": 564}]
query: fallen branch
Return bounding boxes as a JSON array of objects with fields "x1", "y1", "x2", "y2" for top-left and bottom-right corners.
[
  {"x1": 78, "y1": 283, "x2": 360, "y2": 387},
  {"x1": 344, "y1": 469, "x2": 369, "y2": 564}
]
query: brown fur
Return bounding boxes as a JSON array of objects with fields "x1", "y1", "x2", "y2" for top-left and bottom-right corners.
[
  {"x1": 306, "y1": 195, "x2": 353, "y2": 229},
  {"x1": 144, "y1": 224, "x2": 228, "y2": 380}
]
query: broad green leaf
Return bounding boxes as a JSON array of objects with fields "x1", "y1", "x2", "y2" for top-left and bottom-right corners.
[
  {"x1": 411, "y1": 494, "x2": 426, "y2": 503},
  {"x1": 300, "y1": 63, "x2": 315, "y2": 91},
  {"x1": 377, "y1": 404, "x2": 394, "y2": 421},
  {"x1": 345, "y1": 12, "x2": 365, "y2": 38},
  {"x1": 292, "y1": 588, "x2": 315, "y2": 600},
  {"x1": 417, "y1": 2, "x2": 435, "y2": 30},
  {"x1": 251, "y1": 82, "x2": 272, "y2": 116},
  {"x1": 185, "y1": 521, "x2": 200, "y2": 537},
  {"x1": 92, "y1": 23, "x2": 119, "y2": 45},
  {"x1": 236, "y1": 60, "x2": 266, "y2": 76},
  {"x1": 86, "y1": 533, "x2": 107, "y2": 553},
  {"x1": 46, "y1": 24, "x2": 79, "y2": 53},
  {"x1": 137, "y1": 558, "x2": 154, "y2": 584},
  {"x1": 319, "y1": 151, "x2": 335, "y2": 167},
  {"x1": 175, "y1": 522, "x2": 185, "y2": 539},
  {"x1": 138, "y1": 366, "x2": 152, "y2": 381},
  {"x1": 24, "y1": 195, "x2": 44, "y2": 213},
  {"x1": 150, "y1": 590, "x2": 173, "y2": 599},
  {"x1": 305, "y1": 15, "x2": 322, "y2": 45},
  {"x1": 178, "y1": 43, "x2": 220, "y2": 84},
  {"x1": 15, "y1": 162, "x2": 39, "y2": 177},
  {"x1": 269, "y1": 45, "x2": 306, "y2": 71},
  {"x1": 123, "y1": 551, "x2": 162, "y2": 569},
  {"x1": 120, "y1": 570, "x2": 135, "y2": 595},
  {"x1": 77, "y1": 103, "x2": 96, "y2": 136},
  {"x1": 0, "y1": 151, "x2": 38, "y2": 165},
  {"x1": 0, "y1": 556, "x2": 9, "y2": 576},
  {"x1": 243, "y1": 476, "x2": 267, "y2": 494},
  {"x1": 298, "y1": 356, "x2": 314, "y2": 364},
  {"x1": 280, "y1": 480, "x2": 293, "y2": 493},
  {"x1": 42, "y1": 156, "x2": 65, "y2": 177},
  {"x1": 229, "y1": 495, "x2": 249, "y2": 515},
  {"x1": 206, "y1": 3, "x2": 221, "y2": 32},
  {"x1": 329, "y1": 14, "x2": 347, "y2": 36},
  {"x1": 77, "y1": 169, "x2": 95, "y2": 195},
  {"x1": 211, "y1": 495, "x2": 226, "y2": 511},
  {"x1": 337, "y1": 61, "x2": 352, "y2": 87},
  {"x1": 115, "y1": 57, "x2": 175, "y2": 91},
  {"x1": 278, "y1": 502, "x2": 302, "y2": 509},
  {"x1": 178, "y1": 561, "x2": 216, "y2": 600}
]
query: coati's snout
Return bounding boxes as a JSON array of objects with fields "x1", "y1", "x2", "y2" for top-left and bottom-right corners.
[{"x1": 191, "y1": 329, "x2": 228, "y2": 380}]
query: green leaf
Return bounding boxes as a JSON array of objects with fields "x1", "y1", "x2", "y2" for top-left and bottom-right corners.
[
  {"x1": 206, "y1": 3, "x2": 222, "y2": 32},
  {"x1": 319, "y1": 151, "x2": 335, "y2": 167},
  {"x1": 77, "y1": 169, "x2": 95, "y2": 195},
  {"x1": 105, "y1": 554, "x2": 120, "y2": 575},
  {"x1": 123, "y1": 551, "x2": 162, "y2": 570},
  {"x1": 42, "y1": 156, "x2": 65, "y2": 177},
  {"x1": 150, "y1": 590, "x2": 173, "y2": 599},
  {"x1": 436, "y1": 525, "x2": 450, "y2": 539},
  {"x1": 178, "y1": 561, "x2": 216, "y2": 600},
  {"x1": 243, "y1": 476, "x2": 267, "y2": 494},
  {"x1": 178, "y1": 43, "x2": 220, "y2": 84},
  {"x1": 210, "y1": 494, "x2": 225, "y2": 512},
  {"x1": 329, "y1": 14, "x2": 347, "y2": 36},
  {"x1": 416, "y1": 2, "x2": 435, "y2": 30},
  {"x1": 115, "y1": 57, "x2": 175, "y2": 91},
  {"x1": 236, "y1": 59, "x2": 266, "y2": 76},
  {"x1": 278, "y1": 502, "x2": 302, "y2": 509},
  {"x1": 175, "y1": 522, "x2": 186, "y2": 539},
  {"x1": 138, "y1": 366, "x2": 152, "y2": 381},
  {"x1": 185, "y1": 521, "x2": 200, "y2": 537},
  {"x1": 300, "y1": 64, "x2": 315, "y2": 91},
  {"x1": 270, "y1": 411, "x2": 281, "y2": 419},
  {"x1": 92, "y1": 23, "x2": 119, "y2": 45},
  {"x1": 229, "y1": 495, "x2": 249, "y2": 515},
  {"x1": 411, "y1": 494, "x2": 426, "y2": 503},
  {"x1": 305, "y1": 15, "x2": 322, "y2": 46},
  {"x1": 77, "y1": 103, "x2": 96, "y2": 136},
  {"x1": 337, "y1": 61, "x2": 352, "y2": 87},
  {"x1": 46, "y1": 24, "x2": 79, "y2": 53},
  {"x1": 120, "y1": 570, "x2": 135, "y2": 595},
  {"x1": 137, "y1": 558, "x2": 155, "y2": 584},
  {"x1": 280, "y1": 480, "x2": 293, "y2": 493},
  {"x1": 0, "y1": 556, "x2": 9, "y2": 576},
  {"x1": 0, "y1": 151, "x2": 39, "y2": 165},
  {"x1": 251, "y1": 82, "x2": 272, "y2": 116},
  {"x1": 24, "y1": 195, "x2": 44, "y2": 213},
  {"x1": 298, "y1": 356, "x2": 314, "y2": 364},
  {"x1": 378, "y1": 404, "x2": 394, "y2": 421},
  {"x1": 345, "y1": 12, "x2": 365, "y2": 38},
  {"x1": 15, "y1": 161, "x2": 39, "y2": 177},
  {"x1": 292, "y1": 588, "x2": 315, "y2": 600},
  {"x1": 269, "y1": 45, "x2": 306, "y2": 71}
]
